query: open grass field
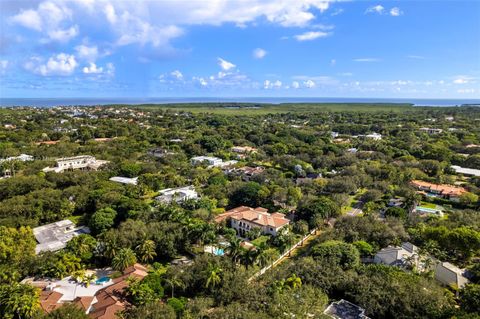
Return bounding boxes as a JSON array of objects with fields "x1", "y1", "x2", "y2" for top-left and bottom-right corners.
[{"x1": 127, "y1": 102, "x2": 415, "y2": 114}]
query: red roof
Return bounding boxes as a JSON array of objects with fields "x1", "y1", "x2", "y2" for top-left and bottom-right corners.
[
  {"x1": 410, "y1": 180, "x2": 467, "y2": 197},
  {"x1": 215, "y1": 206, "x2": 290, "y2": 229}
]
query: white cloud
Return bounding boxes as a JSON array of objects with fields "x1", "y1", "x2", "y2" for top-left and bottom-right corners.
[
  {"x1": 303, "y1": 79, "x2": 316, "y2": 88},
  {"x1": 25, "y1": 53, "x2": 78, "y2": 76},
  {"x1": 75, "y1": 45, "x2": 99, "y2": 62},
  {"x1": 171, "y1": 70, "x2": 183, "y2": 80},
  {"x1": 353, "y1": 58, "x2": 380, "y2": 62},
  {"x1": 294, "y1": 31, "x2": 330, "y2": 41},
  {"x1": 457, "y1": 88, "x2": 475, "y2": 94},
  {"x1": 253, "y1": 48, "x2": 267, "y2": 59},
  {"x1": 83, "y1": 62, "x2": 114, "y2": 76},
  {"x1": 217, "y1": 58, "x2": 236, "y2": 71},
  {"x1": 82, "y1": 62, "x2": 103, "y2": 74},
  {"x1": 366, "y1": 5, "x2": 403, "y2": 16},
  {"x1": 291, "y1": 81, "x2": 300, "y2": 89},
  {"x1": 10, "y1": 1, "x2": 78, "y2": 43},
  {"x1": 0, "y1": 60, "x2": 8, "y2": 75},
  {"x1": 453, "y1": 76, "x2": 475, "y2": 84},
  {"x1": 10, "y1": 9, "x2": 42, "y2": 31},
  {"x1": 390, "y1": 7, "x2": 403, "y2": 16},
  {"x1": 264, "y1": 80, "x2": 282, "y2": 89},
  {"x1": 46, "y1": 26, "x2": 79, "y2": 43},
  {"x1": 366, "y1": 5, "x2": 385, "y2": 14},
  {"x1": 407, "y1": 55, "x2": 425, "y2": 59},
  {"x1": 330, "y1": 59, "x2": 336, "y2": 66},
  {"x1": 104, "y1": 3, "x2": 117, "y2": 24}
]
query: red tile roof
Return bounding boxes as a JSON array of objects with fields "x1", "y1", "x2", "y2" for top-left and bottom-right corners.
[
  {"x1": 215, "y1": 206, "x2": 290, "y2": 229},
  {"x1": 89, "y1": 264, "x2": 148, "y2": 319},
  {"x1": 410, "y1": 180, "x2": 467, "y2": 197}
]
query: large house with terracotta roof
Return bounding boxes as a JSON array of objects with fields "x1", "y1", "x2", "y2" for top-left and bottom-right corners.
[
  {"x1": 36, "y1": 264, "x2": 148, "y2": 319},
  {"x1": 410, "y1": 180, "x2": 467, "y2": 201},
  {"x1": 215, "y1": 206, "x2": 290, "y2": 236}
]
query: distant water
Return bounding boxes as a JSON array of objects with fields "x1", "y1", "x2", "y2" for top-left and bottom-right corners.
[{"x1": 1, "y1": 97, "x2": 479, "y2": 108}]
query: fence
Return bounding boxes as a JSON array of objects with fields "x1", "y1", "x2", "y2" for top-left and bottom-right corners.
[{"x1": 248, "y1": 228, "x2": 317, "y2": 282}]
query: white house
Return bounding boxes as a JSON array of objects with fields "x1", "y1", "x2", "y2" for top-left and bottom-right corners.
[
  {"x1": 419, "y1": 127, "x2": 443, "y2": 135},
  {"x1": 33, "y1": 220, "x2": 90, "y2": 254},
  {"x1": 215, "y1": 206, "x2": 290, "y2": 237},
  {"x1": 155, "y1": 186, "x2": 198, "y2": 204},
  {"x1": 0, "y1": 154, "x2": 34, "y2": 163},
  {"x1": 109, "y1": 176, "x2": 138, "y2": 185},
  {"x1": 365, "y1": 133, "x2": 382, "y2": 140},
  {"x1": 374, "y1": 242, "x2": 419, "y2": 267},
  {"x1": 451, "y1": 165, "x2": 480, "y2": 177},
  {"x1": 43, "y1": 155, "x2": 109, "y2": 173},
  {"x1": 191, "y1": 156, "x2": 237, "y2": 168},
  {"x1": 434, "y1": 262, "x2": 470, "y2": 289}
]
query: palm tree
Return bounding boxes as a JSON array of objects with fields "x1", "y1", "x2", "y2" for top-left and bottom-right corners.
[
  {"x1": 112, "y1": 248, "x2": 137, "y2": 271},
  {"x1": 257, "y1": 247, "x2": 279, "y2": 268},
  {"x1": 164, "y1": 271, "x2": 185, "y2": 298},
  {"x1": 240, "y1": 247, "x2": 258, "y2": 269},
  {"x1": 205, "y1": 265, "x2": 223, "y2": 290},
  {"x1": 226, "y1": 236, "x2": 242, "y2": 264},
  {"x1": 136, "y1": 239, "x2": 157, "y2": 263},
  {"x1": 286, "y1": 274, "x2": 302, "y2": 290}
]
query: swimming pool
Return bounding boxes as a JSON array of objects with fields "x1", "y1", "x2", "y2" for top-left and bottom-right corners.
[
  {"x1": 214, "y1": 248, "x2": 224, "y2": 256},
  {"x1": 95, "y1": 276, "x2": 110, "y2": 285},
  {"x1": 415, "y1": 206, "x2": 442, "y2": 215}
]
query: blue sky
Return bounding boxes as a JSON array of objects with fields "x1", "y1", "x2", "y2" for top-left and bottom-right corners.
[{"x1": 0, "y1": 0, "x2": 479, "y2": 99}]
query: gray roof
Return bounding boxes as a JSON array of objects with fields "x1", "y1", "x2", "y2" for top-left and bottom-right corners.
[
  {"x1": 33, "y1": 219, "x2": 90, "y2": 254},
  {"x1": 324, "y1": 299, "x2": 370, "y2": 319}
]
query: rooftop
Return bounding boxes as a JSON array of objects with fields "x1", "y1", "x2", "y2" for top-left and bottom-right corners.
[
  {"x1": 109, "y1": 176, "x2": 138, "y2": 185},
  {"x1": 324, "y1": 299, "x2": 370, "y2": 319},
  {"x1": 33, "y1": 219, "x2": 90, "y2": 254},
  {"x1": 410, "y1": 180, "x2": 467, "y2": 197},
  {"x1": 451, "y1": 165, "x2": 480, "y2": 177},
  {"x1": 215, "y1": 206, "x2": 290, "y2": 229}
]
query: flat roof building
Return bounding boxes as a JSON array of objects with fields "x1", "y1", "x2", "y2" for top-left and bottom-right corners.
[
  {"x1": 43, "y1": 155, "x2": 109, "y2": 173},
  {"x1": 451, "y1": 165, "x2": 480, "y2": 177},
  {"x1": 33, "y1": 219, "x2": 90, "y2": 254},
  {"x1": 155, "y1": 186, "x2": 199, "y2": 204},
  {"x1": 324, "y1": 299, "x2": 370, "y2": 319},
  {"x1": 109, "y1": 176, "x2": 138, "y2": 185}
]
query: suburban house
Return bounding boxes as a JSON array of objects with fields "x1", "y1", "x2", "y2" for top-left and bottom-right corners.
[
  {"x1": 215, "y1": 206, "x2": 290, "y2": 237},
  {"x1": 148, "y1": 147, "x2": 175, "y2": 158},
  {"x1": 410, "y1": 180, "x2": 467, "y2": 201},
  {"x1": 419, "y1": 127, "x2": 443, "y2": 134},
  {"x1": 323, "y1": 299, "x2": 370, "y2": 319},
  {"x1": 434, "y1": 262, "x2": 470, "y2": 289},
  {"x1": 155, "y1": 186, "x2": 199, "y2": 204},
  {"x1": 231, "y1": 146, "x2": 258, "y2": 154},
  {"x1": 374, "y1": 242, "x2": 419, "y2": 268},
  {"x1": 33, "y1": 220, "x2": 90, "y2": 254},
  {"x1": 228, "y1": 166, "x2": 265, "y2": 180},
  {"x1": 43, "y1": 155, "x2": 109, "y2": 173},
  {"x1": 109, "y1": 176, "x2": 138, "y2": 185},
  {"x1": 0, "y1": 153, "x2": 34, "y2": 163},
  {"x1": 191, "y1": 156, "x2": 238, "y2": 168},
  {"x1": 34, "y1": 264, "x2": 148, "y2": 318},
  {"x1": 451, "y1": 165, "x2": 480, "y2": 177}
]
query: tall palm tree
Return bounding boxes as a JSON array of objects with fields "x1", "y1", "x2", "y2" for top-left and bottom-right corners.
[
  {"x1": 240, "y1": 247, "x2": 258, "y2": 269},
  {"x1": 136, "y1": 239, "x2": 157, "y2": 263},
  {"x1": 164, "y1": 272, "x2": 185, "y2": 298},
  {"x1": 226, "y1": 236, "x2": 242, "y2": 264},
  {"x1": 205, "y1": 265, "x2": 223, "y2": 290},
  {"x1": 112, "y1": 248, "x2": 137, "y2": 271},
  {"x1": 257, "y1": 247, "x2": 279, "y2": 268},
  {"x1": 286, "y1": 274, "x2": 302, "y2": 290}
]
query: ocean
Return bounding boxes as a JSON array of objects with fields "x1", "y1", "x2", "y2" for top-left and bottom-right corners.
[{"x1": 1, "y1": 97, "x2": 479, "y2": 108}]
